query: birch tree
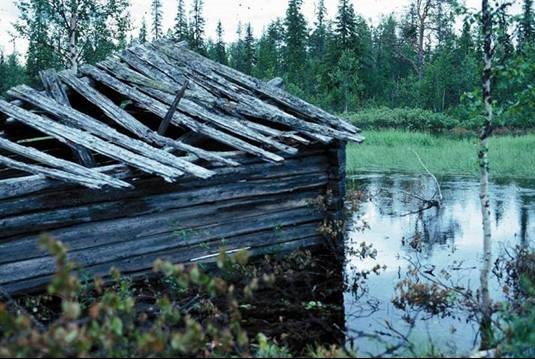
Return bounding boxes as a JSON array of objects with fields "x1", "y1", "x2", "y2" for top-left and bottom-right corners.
[{"x1": 16, "y1": 0, "x2": 131, "y2": 74}]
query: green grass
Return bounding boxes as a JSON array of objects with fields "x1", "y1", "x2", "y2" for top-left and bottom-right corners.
[{"x1": 347, "y1": 130, "x2": 535, "y2": 179}]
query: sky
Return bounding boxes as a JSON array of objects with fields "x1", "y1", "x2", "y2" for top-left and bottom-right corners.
[{"x1": 0, "y1": 0, "x2": 498, "y2": 56}]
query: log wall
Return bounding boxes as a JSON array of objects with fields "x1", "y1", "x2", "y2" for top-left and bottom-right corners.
[{"x1": 0, "y1": 144, "x2": 346, "y2": 294}]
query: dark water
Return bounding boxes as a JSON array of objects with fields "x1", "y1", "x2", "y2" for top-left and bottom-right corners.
[{"x1": 344, "y1": 173, "x2": 535, "y2": 357}]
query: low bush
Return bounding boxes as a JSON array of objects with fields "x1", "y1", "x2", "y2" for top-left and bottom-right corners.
[{"x1": 344, "y1": 107, "x2": 460, "y2": 133}]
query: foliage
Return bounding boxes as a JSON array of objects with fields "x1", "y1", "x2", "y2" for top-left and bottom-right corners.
[
  {"x1": 0, "y1": 238, "x2": 348, "y2": 358},
  {"x1": 15, "y1": 0, "x2": 131, "y2": 77},
  {"x1": 499, "y1": 278, "x2": 535, "y2": 358},
  {"x1": 345, "y1": 107, "x2": 460, "y2": 133}
]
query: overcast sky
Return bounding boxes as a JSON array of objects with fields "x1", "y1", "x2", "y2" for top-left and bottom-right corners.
[{"x1": 0, "y1": 0, "x2": 499, "y2": 56}]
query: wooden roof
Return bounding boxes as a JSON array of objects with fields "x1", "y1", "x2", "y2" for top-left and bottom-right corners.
[{"x1": 0, "y1": 40, "x2": 362, "y2": 190}]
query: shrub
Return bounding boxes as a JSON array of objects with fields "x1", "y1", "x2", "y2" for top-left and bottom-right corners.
[{"x1": 344, "y1": 107, "x2": 460, "y2": 133}]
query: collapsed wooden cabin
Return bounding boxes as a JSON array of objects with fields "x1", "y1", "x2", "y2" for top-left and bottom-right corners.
[{"x1": 0, "y1": 40, "x2": 363, "y2": 294}]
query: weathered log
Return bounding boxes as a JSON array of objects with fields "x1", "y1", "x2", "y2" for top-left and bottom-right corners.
[
  {"x1": 0, "y1": 99, "x2": 183, "y2": 181},
  {"x1": 0, "y1": 154, "x2": 327, "y2": 217},
  {"x1": 0, "y1": 172, "x2": 327, "y2": 238},
  {"x1": 58, "y1": 73, "x2": 237, "y2": 168},
  {"x1": 82, "y1": 65, "x2": 285, "y2": 163},
  {"x1": 39, "y1": 69, "x2": 96, "y2": 167},
  {"x1": 8, "y1": 85, "x2": 213, "y2": 179},
  {"x1": 0, "y1": 137, "x2": 131, "y2": 189},
  {"x1": 159, "y1": 80, "x2": 189, "y2": 135},
  {"x1": 0, "y1": 206, "x2": 321, "y2": 282},
  {"x1": 0, "y1": 154, "x2": 108, "y2": 189}
]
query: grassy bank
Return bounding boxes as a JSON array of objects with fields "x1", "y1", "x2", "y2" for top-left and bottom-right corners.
[{"x1": 347, "y1": 130, "x2": 535, "y2": 179}]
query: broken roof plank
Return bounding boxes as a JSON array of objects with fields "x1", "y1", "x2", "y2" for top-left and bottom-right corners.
[
  {"x1": 155, "y1": 45, "x2": 363, "y2": 144},
  {"x1": 146, "y1": 46, "x2": 339, "y2": 143},
  {"x1": 0, "y1": 99, "x2": 184, "y2": 182},
  {"x1": 82, "y1": 65, "x2": 285, "y2": 163},
  {"x1": 120, "y1": 47, "x2": 299, "y2": 155},
  {"x1": 141, "y1": 86, "x2": 299, "y2": 156},
  {"x1": 0, "y1": 137, "x2": 131, "y2": 189},
  {"x1": 8, "y1": 85, "x2": 213, "y2": 179},
  {"x1": 162, "y1": 41, "x2": 361, "y2": 135},
  {"x1": 57, "y1": 73, "x2": 237, "y2": 170},
  {"x1": 40, "y1": 69, "x2": 96, "y2": 167},
  {"x1": 100, "y1": 55, "x2": 319, "y2": 146},
  {"x1": 0, "y1": 153, "x2": 110, "y2": 190}
]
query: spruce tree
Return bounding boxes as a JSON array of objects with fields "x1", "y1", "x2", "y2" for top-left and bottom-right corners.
[
  {"x1": 190, "y1": 0, "x2": 206, "y2": 54},
  {"x1": 139, "y1": 17, "x2": 149, "y2": 43},
  {"x1": 242, "y1": 23, "x2": 256, "y2": 75},
  {"x1": 213, "y1": 21, "x2": 228, "y2": 65},
  {"x1": 520, "y1": 0, "x2": 534, "y2": 48},
  {"x1": 284, "y1": 0, "x2": 307, "y2": 86},
  {"x1": 174, "y1": 0, "x2": 188, "y2": 41},
  {"x1": 151, "y1": 0, "x2": 163, "y2": 39},
  {"x1": 334, "y1": 0, "x2": 357, "y2": 51}
]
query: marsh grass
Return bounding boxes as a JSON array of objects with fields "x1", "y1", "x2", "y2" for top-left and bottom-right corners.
[{"x1": 347, "y1": 130, "x2": 535, "y2": 179}]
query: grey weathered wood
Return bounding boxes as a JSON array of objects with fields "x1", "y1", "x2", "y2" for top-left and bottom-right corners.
[
  {"x1": 0, "y1": 207, "x2": 321, "y2": 283},
  {"x1": 162, "y1": 41, "x2": 361, "y2": 135},
  {"x1": 39, "y1": 69, "x2": 96, "y2": 167},
  {"x1": 82, "y1": 65, "x2": 285, "y2": 163},
  {"x1": 2, "y1": 228, "x2": 322, "y2": 295},
  {"x1": 106, "y1": 49, "x2": 300, "y2": 155},
  {"x1": 58, "y1": 74, "x2": 236, "y2": 170},
  {"x1": 0, "y1": 152, "x2": 327, "y2": 219},
  {"x1": 0, "y1": 164, "x2": 131, "y2": 201},
  {"x1": 0, "y1": 137, "x2": 131, "y2": 189},
  {"x1": 0, "y1": 153, "x2": 107, "y2": 189},
  {"x1": 0, "y1": 171, "x2": 327, "y2": 238},
  {"x1": 146, "y1": 44, "x2": 344, "y2": 143},
  {"x1": 8, "y1": 85, "x2": 215, "y2": 179},
  {"x1": 159, "y1": 80, "x2": 189, "y2": 135},
  {"x1": 0, "y1": 99, "x2": 184, "y2": 181}
]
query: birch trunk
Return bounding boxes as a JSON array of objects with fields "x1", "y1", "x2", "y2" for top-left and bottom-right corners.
[
  {"x1": 69, "y1": 13, "x2": 78, "y2": 73},
  {"x1": 479, "y1": 0, "x2": 494, "y2": 349}
]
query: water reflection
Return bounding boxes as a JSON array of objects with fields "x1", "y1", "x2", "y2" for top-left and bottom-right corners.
[{"x1": 344, "y1": 173, "x2": 535, "y2": 356}]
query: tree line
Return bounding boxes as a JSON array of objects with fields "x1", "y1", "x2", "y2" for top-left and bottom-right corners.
[{"x1": 1, "y1": 0, "x2": 534, "y2": 128}]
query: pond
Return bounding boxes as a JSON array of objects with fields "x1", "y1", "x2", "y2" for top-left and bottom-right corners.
[{"x1": 344, "y1": 173, "x2": 535, "y2": 357}]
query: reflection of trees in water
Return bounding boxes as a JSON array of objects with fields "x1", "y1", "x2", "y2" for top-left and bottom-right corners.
[
  {"x1": 403, "y1": 206, "x2": 461, "y2": 257},
  {"x1": 494, "y1": 198, "x2": 505, "y2": 226}
]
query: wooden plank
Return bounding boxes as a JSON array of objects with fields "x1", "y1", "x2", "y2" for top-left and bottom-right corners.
[
  {"x1": 162, "y1": 41, "x2": 361, "y2": 135},
  {"x1": 82, "y1": 65, "x2": 285, "y2": 163},
  {"x1": 0, "y1": 207, "x2": 322, "y2": 284},
  {"x1": 114, "y1": 49, "x2": 311, "y2": 150},
  {"x1": 58, "y1": 74, "x2": 235, "y2": 170},
  {"x1": 159, "y1": 80, "x2": 189, "y2": 135},
  {"x1": 39, "y1": 69, "x2": 96, "y2": 167},
  {"x1": 0, "y1": 172, "x2": 327, "y2": 239},
  {"x1": 8, "y1": 85, "x2": 215, "y2": 179},
  {"x1": 0, "y1": 99, "x2": 184, "y2": 181},
  {"x1": 146, "y1": 44, "x2": 338, "y2": 144},
  {"x1": 0, "y1": 138, "x2": 131, "y2": 189},
  {"x1": 0, "y1": 153, "x2": 108, "y2": 189}
]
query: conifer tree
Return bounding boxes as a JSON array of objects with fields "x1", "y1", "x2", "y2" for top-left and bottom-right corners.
[
  {"x1": 284, "y1": 0, "x2": 307, "y2": 85},
  {"x1": 139, "y1": 17, "x2": 149, "y2": 43},
  {"x1": 190, "y1": 0, "x2": 206, "y2": 54},
  {"x1": 151, "y1": 0, "x2": 163, "y2": 39},
  {"x1": 174, "y1": 0, "x2": 188, "y2": 41},
  {"x1": 213, "y1": 21, "x2": 228, "y2": 65},
  {"x1": 520, "y1": 0, "x2": 534, "y2": 48}
]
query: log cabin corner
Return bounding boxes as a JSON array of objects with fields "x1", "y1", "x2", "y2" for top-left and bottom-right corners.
[{"x1": 0, "y1": 40, "x2": 363, "y2": 294}]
